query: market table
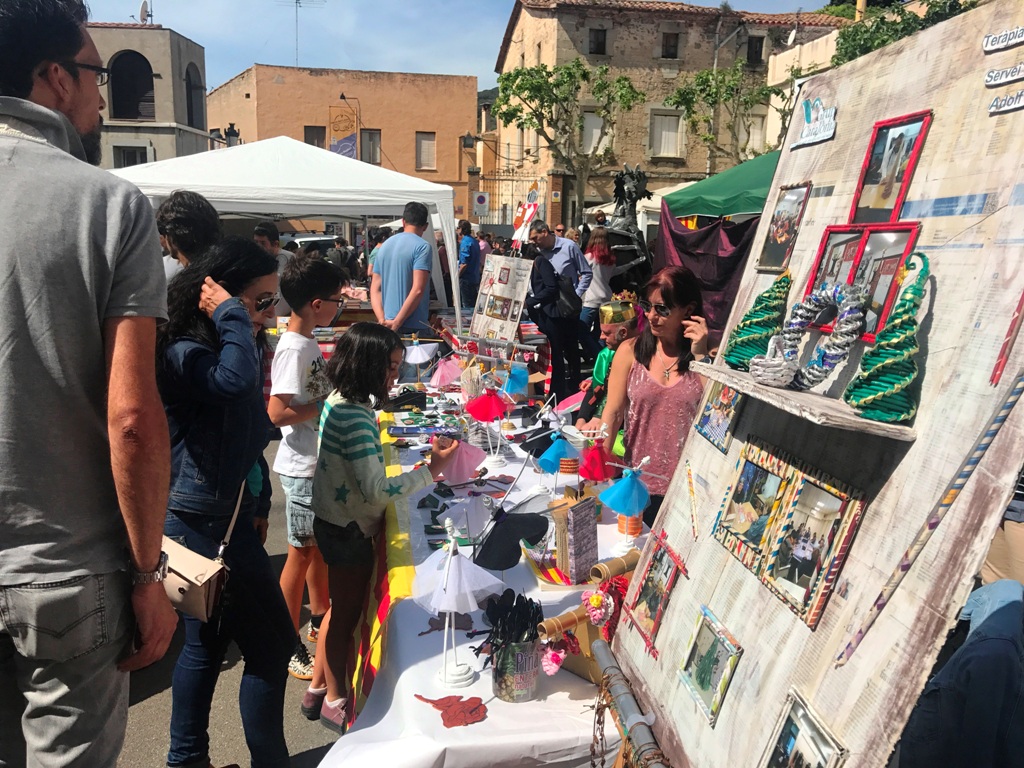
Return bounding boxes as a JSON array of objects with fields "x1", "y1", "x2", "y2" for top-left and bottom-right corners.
[{"x1": 317, "y1": 406, "x2": 639, "y2": 768}]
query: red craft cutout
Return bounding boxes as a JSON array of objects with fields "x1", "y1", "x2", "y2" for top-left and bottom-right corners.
[{"x1": 415, "y1": 695, "x2": 488, "y2": 727}]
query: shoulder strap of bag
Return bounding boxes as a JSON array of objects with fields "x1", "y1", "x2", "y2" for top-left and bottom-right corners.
[{"x1": 216, "y1": 482, "x2": 248, "y2": 560}]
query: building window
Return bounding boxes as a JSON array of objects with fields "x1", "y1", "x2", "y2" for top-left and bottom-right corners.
[
  {"x1": 661, "y1": 32, "x2": 679, "y2": 60},
  {"x1": 184, "y1": 63, "x2": 205, "y2": 130},
  {"x1": 114, "y1": 146, "x2": 148, "y2": 168},
  {"x1": 650, "y1": 112, "x2": 684, "y2": 157},
  {"x1": 416, "y1": 131, "x2": 436, "y2": 170},
  {"x1": 536, "y1": 42, "x2": 542, "y2": 65},
  {"x1": 516, "y1": 127, "x2": 524, "y2": 162},
  {"x1": 738, "y1": 114, "x2": 767, "y2": 155},
  {"x1": 581, "y1": 111, "x2": 609, "y2": 154},
  {"x1": 589, "y1": 28, "x2": 607, "y2": 56},
  {"x1": 109, "y1": 50, "x2": 155, "y2": 120},
  {"x1": 361, "y1": 129, "x2": 381, "y2": 164},
  {"x1": 747, "y1": 35, "x2": 765, "y2": 66},
  {"x1": 304, "y1": 125, "x2": 326, "y2": 149}
]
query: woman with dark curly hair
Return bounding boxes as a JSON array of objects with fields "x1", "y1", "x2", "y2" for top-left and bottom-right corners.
[
  {"x1": 307, "y1": 322, "x2": 458, "y2": 732},
  {"x1": 159, "y1": 236, "x2": 295, "y2": 768}
]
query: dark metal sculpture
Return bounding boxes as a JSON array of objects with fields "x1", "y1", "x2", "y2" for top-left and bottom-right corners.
[{"x1": 603, "y1": 164, "x2": 654, "y2": 293}]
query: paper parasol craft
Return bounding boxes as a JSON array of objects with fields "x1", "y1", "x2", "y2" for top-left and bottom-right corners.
[
  {"x1": 599, "y1": 469, "x2": 650, "y2": 517},
  {"x1": 430, "y1": 356, "x2": 463, "y2": 388},
  {"x1": 580, "y1": 444, "x2": 614, "y2": 482},
  {"x1": 537, "y1": 435, "x2": 581, "y2": 474},
  {"x1": 414, "y1": 546, "x2": 506, "y2": 616},
  {"x1": 466, "y1": 389, "x2": 510, "y2": 422},
  {"x1": 405, "y1": 342, "x2": 439, "y2": 366},
  {"x1": 500, "y1": 365, "x2": 529, "y2": 397},
  {"x1": 555, "y1": 390, "x2": 586, "y2": 414},
  {"x1": 443, "y1": 441, "x2": 487, "y2": 485}
]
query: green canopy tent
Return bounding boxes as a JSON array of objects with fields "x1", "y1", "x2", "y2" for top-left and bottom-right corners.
[{"x1": 662, "y1": 150, "x2": 781, "y2": 219}]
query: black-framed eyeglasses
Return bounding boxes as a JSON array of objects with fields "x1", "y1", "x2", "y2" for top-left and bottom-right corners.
[
  {"x1": 318, "y1": 297, "x2": 345, "y2": 304},
  {"x1": 255, "y1": 295, "x2": 280, "y2": 312},
  {"x1": 637, "y1": 299, "x2": 673, "y2": 318},
  {"x1": 62, "y1": 61, "x2": 110, "y2": 86}
]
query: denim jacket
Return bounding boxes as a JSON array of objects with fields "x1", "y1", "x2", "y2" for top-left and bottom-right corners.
[{"x1": 161, "y1": 300, "x2": 272, "y2": 518}]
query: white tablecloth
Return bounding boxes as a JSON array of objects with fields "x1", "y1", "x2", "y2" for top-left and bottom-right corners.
[{"x1": 319, "y1": 418, "x2": 642, "y2": 768}]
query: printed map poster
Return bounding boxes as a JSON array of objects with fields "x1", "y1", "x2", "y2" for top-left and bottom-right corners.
[{"x1": 469, "y1": 254, "x2": 533, "y2": 341}]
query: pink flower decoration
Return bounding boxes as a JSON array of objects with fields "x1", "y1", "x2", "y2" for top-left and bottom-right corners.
[{"x1": 541, "y1": 646, "x2": 567, "y2": 676}]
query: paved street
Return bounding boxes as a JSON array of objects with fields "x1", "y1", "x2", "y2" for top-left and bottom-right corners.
[{"x1": 118, "y1": 445, "x2": 338, "y2": 768}]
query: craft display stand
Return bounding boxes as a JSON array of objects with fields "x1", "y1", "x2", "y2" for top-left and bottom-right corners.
[{"x1": 600, "y1": 4, "x2": 1024, "y2": 767}]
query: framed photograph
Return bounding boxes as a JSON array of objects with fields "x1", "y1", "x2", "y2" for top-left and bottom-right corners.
[
  {"x1": 624, "y1": 536, "x2": 686, "y2": 656},
  {"x1": 694, "y1": 381, "x2": 745, "y2": 454},
  {"x1": 761, "y1": 690, "x2": 848, "y2": 768},
  {"x1": 851, "y1": 110, "x2": 931, "y2": 224},
  {"x1": 714, "y1": 439, "x2": 798, "y2": 573},
  {"x1": 760, "y1": 462, "x2": 865, "y2": 629},
  {"x1": 804, "y1": 223, "x2": 920, "y2": 342},
  {"x1": 677, "y1": 605, "x2": 742, "y2": 727},
  {"x1": 757, "y1": 182, "x2": 812, "y2": 273},
  {"x1": 498, "y1": 266, "x2": 511, "y2": 284}
]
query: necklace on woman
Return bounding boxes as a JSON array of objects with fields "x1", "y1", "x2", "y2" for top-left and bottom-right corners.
[{"x1": 657, "y1": 344, "x2": 680, "y2": 382}]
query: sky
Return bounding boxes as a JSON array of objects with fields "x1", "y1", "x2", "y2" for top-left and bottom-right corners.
[{"x1": 87, "y1": 0, "x2": 832, "y2": 92}]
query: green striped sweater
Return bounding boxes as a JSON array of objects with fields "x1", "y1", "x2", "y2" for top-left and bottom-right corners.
[{"x1": 313, "y1": 391, "x2": 432, "y2": 536}]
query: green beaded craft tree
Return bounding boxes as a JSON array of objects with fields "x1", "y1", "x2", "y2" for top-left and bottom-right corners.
[
  {"x1": 723, "y1": 272, "x2": 792, "y2": 371},
  {"x1": 694, "y1": 638, "x2": 719, "y2": 690},
  {"x1": 843, "y1": 253, "x2": 931, "y2": 423}
]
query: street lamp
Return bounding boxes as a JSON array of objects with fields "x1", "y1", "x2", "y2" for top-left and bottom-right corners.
[
  {"x1": 209, "y1": 127, "x2": 224, "y2": 150},
  {"x1": 462, "y1": 132, "x2": 477, "y2": 149},
  {"x1": 225, "y1": 123, "x2": 240, "y2": 147}
]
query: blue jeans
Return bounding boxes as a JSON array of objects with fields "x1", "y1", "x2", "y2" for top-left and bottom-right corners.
[
  {"x1": 459, "y1": 279, "x2": 479, "y2": 310},
  {"x1": 578, "y1": 306, "x2": 603, "y2": 360},
  {"x1": 0, "y1": 571, "x2": 132, "y2": 768},
  {"x1": 164, "y1": 509, "x2": 293, "y2": 768}
]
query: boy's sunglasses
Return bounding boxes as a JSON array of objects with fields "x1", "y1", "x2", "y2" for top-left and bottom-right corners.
[
  {"x1": 255, "y1": 295, "x2": 280, "y2": 312},
  {"x1": 637, "y1": 299, "x2": 673, "y2": 318}
]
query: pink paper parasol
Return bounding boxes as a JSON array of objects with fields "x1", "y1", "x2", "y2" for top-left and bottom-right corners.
[
  {"x1": 443, "y1": 441, "x2": 487, "y2": 485},
  {"x1": 580, "y1": 444, "x2": 614, "y2": 482},
  {"x1": 466, "y1": 389, "x2": 510, "y2": 423},
  {"x1": 430, "y1": 356, "x2": 463, "y2": 388},
  {"x1": 555, "y1": 390, "x2": 586, "y2": 413}
]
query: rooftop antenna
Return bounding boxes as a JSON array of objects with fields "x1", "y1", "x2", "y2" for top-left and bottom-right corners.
[
  {"x1": 138, "y1": 0, "x2": 151, "y2": 25},
  {"x1": 275, "y1": 0, "x2": 326, "y2": 67}
]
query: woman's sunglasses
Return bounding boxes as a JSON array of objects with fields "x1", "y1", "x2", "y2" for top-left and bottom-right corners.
[
  {"x1": 255, "y1": 295, "x2": 280, "y2": 312},
  {"x1": 637, "y1": 299, "x2": 673, "y2": 318}
]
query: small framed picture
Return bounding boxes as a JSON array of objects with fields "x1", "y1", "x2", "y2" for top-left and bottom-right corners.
[
  {"x1": 804, "y1": 223, "x2": 920, "y2": 342},
  {"x1": 677, "y1": 605, "x2": 742, "y2": 727},
  {"x1": 757, "y1": 182, "x2": 812, "y2": 273},
  {"x1": 694, "y1": 381, "x2": 745, "y2": 454},
  {"x1": 850, "y1": 110, "x2": 931, "y2": 224},
  {"x1": 714, "y1": 439, "x2": 799, "y2": 573},
  {"x1": 498, "y1": 266, "x2": 511, "y2": 284},
  {"x1": 760, "y1": 690, "x2": 848, "y2": 768},
  {"x1": 624, "y1": 536, "x2": 686, "y2": 657}
]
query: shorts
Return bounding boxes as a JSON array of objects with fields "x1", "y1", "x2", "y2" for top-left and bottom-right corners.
[
  {"x1": 313, "y1": 517, "x2": 375, "y2": 568},
  {"x1": 279, "y1": 474, "x2": 316, "y2": 548}
]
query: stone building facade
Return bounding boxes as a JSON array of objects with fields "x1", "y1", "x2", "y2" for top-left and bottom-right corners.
[
  {"x1": 88, "y1": 22, "x2": 209, "y2": 170},
  {"x1": 207, "y1": 65, "x2": 478, "y2": 218},
  {"x1": 490, "y1": 0, "x2": 845, "y2": 227}
]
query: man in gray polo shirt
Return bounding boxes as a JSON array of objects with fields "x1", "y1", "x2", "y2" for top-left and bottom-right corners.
[{"x1": 0, "y1": 2, "x2": 177, "y2": 765}]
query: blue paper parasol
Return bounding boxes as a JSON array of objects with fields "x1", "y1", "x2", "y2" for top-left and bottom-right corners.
[
  {"x1": 536, "y1": 434, "x2": 580, "y2": 474},
  {"x1": 599, "y1": 469, "x2": 650, "y2": 518},
  {"x1": 500, "y1": 365, "x2": 529, "y2": 397}
]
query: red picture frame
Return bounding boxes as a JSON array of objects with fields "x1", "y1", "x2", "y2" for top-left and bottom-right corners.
[
  {"x1": 849, "y1": 110, "x2": 932, "y2": 225},
  {"x1": 804, "y1": 222, "x2": 921, "y2": 343},
  {"x1": 623, "y1": 531, "x2": 687, "y2": 658}
]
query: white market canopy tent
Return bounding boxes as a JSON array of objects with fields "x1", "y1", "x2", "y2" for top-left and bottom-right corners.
[{"x1": 111, "y1": 136, "x2": 463, "y2": 324}]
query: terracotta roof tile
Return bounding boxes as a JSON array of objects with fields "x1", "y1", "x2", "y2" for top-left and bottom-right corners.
[
  {"x1": 522, "y1": 0, "x2": 717, "y2": 13},
  {"x1": 87, "y1": 22, "x2": 164, "y2": 29},
  {"x1": 740, "y1": 11, "x2": 849, "y2": 27}
]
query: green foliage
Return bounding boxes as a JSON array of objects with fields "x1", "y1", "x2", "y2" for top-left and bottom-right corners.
[
  {"x1": 664, "y1": 59, "x2": 787, "y2": 165},
  {"x1": 831, "y1": 0, "x2": 977, "y2": 67},
  {"x1": 491, "y1": 58, "x2": 645, "y2": 216}
]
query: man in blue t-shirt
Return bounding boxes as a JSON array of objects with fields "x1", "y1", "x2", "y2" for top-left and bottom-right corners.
[
  {"x1": 371, "y1": 201, "x2": 433, "y2": 335},
  {"x1": 457, "y1": 218, "x2": 481, "y2": 309}
]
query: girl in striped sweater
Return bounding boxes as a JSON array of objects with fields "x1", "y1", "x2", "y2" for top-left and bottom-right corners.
[{"x1": 308, "y1": 323, "x2": 458, "y2": 731}]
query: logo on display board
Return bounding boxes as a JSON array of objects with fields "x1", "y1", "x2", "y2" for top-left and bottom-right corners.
[
  {"x1": 791, "y1": 97, "x2": 837, "y2": 149},
  {"x1": 990, "y1": 88, "x2": 1024, "y2": 116},
  {"x1": 983, "y1": 25, "x2": 1024, "y2": 54},
  {"x1": 986, "y1": 60, "x2": 1024, "y2": 88}
]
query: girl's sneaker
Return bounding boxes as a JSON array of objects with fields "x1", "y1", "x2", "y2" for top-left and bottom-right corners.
[
  {"x1": 301, "y1": 686, "x2": 327, "y2": 720},
  {"x1": 320, "y1": 697, "x2": 348, "y2": 735},
  {"x1": 288, "y1": 641, "x2": 314, "y2": 681}
]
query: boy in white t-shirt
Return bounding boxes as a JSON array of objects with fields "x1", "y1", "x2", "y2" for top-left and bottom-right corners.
[{"x1": 269, "y1": 253, "x2": 348, "y2": 680}]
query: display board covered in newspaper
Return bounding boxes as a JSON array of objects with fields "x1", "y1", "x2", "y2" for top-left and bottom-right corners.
[
  {"x1": 612, "y1": 4, "x2": 1024, "y2": 766},
  {"x1": 468, "y1": 254, "x2": 533, "y2": 341}
]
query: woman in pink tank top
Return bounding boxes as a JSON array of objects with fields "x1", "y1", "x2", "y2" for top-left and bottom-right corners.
[{"x1": 596, "y1": 267, "x2": 708, "y2": 527}]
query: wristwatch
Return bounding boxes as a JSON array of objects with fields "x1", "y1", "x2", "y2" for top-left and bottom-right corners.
[{"x1": 131, "y1": 551, "x2": 169, "y2": 585}]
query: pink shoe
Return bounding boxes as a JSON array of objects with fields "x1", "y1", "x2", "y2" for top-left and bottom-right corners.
[
  {"x1": 301, "y1": 686, "x2": 327, "y2": 720},
  {"x1": 319, "y1": 697, "x2": 348, "y2": 735}
]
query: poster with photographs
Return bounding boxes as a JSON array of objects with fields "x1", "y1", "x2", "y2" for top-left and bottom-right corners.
[
  {"x1": 625, "y1": 537, "x2": 686, "y2": 656},
  {"x1": 760, "y1": 463, "x2": 865, "y2": 630},
  {"x1": 469, "y1": 254, "x2": 534, "y2": 341},
  {"x1": 757, "y1": 183, "x2": 812, "y2": 273},
  {"x1": 805, "y1": 224, "x2": 919, "y2": 341},
  {"x1": 714, "y1": 440, "x2": 798, "y2": 573},
  {"x1": 677, "y1": 605, "x2": 742, "y2": 727},
  {"x1": 761, "y1": 691, "x2": 847, "y2": 768},
  {"x1": 694, "y1": 381, "x2": 745, "y2": 454},
  {"x1": 851, "y1": 110, "x2": 931, "y2": 224}
]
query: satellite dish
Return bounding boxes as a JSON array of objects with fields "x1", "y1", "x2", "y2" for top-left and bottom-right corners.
[
  {"x1": 139, "y1": 0, "x2": 149, "y2": 24},
  {"x1": 786, "y1": 28, "x2": 797, "y2": 47}
]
